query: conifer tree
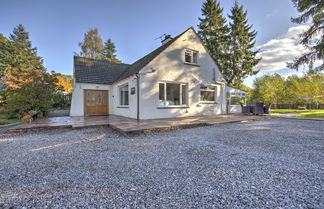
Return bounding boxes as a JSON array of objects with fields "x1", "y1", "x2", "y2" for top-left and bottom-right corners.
[
  {"x1": 289, "y1": 0, "x2": 323, "y2": 71},
  {"x1": 227, "y1": 1, "x2": 260, "y2": 88},
  {"x1": 0, "y1": 34, "x2": 11, "y2": 77},
  {"x1": 0, "y1": 24, "x2": 44, "y2": 76},
  {"x1": 198, "y1": 0, "x2": 229, "y2": 75},
  {"x1": 102, "y1": 39, "x2": 121, "y2": 63},
  {"x1": 0, "y1": 25, "x2": 57, "y2": 116}
]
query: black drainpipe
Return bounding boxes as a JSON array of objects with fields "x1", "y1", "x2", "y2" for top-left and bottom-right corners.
[{"x1": 136, "y1": 74, "x2": 140, "y2": 120}]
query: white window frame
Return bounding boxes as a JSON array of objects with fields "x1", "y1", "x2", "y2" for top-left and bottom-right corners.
[
  {"x1": 228, "y1": 92, "x2": 246, "y2": 106},
  {"x1": 158, "y1": 82, "x2": 188, "y2": 107},
  {"x1": 184, "y1": 49, "x2": 199, "y2": 64},
  {"x1": 199, "y1": 85, "x2": 217, "y2": 103},
  {"x1": 118, "y1": 83, "x2": 129, "y2": 106}
]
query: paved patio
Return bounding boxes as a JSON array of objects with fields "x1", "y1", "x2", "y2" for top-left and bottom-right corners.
[{"x1": 7, "y1": 114, "x2": 260, "y2": 135}]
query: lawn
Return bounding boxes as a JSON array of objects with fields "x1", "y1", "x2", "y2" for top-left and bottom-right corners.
[
  {"x1": 271, "y1": 109, "x2": 324, "y2": 119},
  {"x1": 294, "y1": 110, "x2": 324, "y2": 119},
  {"x1": 270, "y1": 109, "x2": 303, "y2": 114},
  {"x1": 0, "y1": 113, "x2": 21, "y2": 125}
]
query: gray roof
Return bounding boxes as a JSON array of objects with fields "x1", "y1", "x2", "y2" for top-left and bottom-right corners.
[
  {"x1": 74, "y1": 27, "x2": 194, "y2": 84},
  {"x1": 74, "y1": 56, "x2": 130, "y2": 85}
]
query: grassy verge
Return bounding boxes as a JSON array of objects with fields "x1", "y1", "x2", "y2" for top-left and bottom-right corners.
[
  {"x1": 294, "y1": 110, "x2": 324, "y2": 119},
  {"x1": 271, "y1": 109, "x2": 324, "y2": 119},
  {"x1": 0, "y1": 114, "x2": 21, "y2": 125},
  {"x1": 270, "y1": 109, "x2": 303, "y2": 114}
]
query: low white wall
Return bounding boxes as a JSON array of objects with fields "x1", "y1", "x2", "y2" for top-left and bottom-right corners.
[
  {"x1": 70, "y1": 83, "x2": 112, "y2": 116},
  {"x1": 228, "y1": 105, "x2": 242, "y2": 114}
]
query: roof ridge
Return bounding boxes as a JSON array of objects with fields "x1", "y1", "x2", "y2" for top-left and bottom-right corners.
[{"x1": 74, "y1": 56, "x2": 129, "y2": 66}]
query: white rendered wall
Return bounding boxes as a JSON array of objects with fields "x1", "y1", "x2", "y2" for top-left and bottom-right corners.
[
  {"x1": 110, "y1": 76, "x2": 137, "y2": 119},
  {"x1": 138, "y1": 28, "x2": 227, "y2": 119},
  {"x1": 70, "y1": 83, "x2": 112, "y2": 116}
]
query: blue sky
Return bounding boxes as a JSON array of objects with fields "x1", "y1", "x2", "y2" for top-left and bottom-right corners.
[{"x1": 1, "y1": 0, "x2": 304, "y2": 87}]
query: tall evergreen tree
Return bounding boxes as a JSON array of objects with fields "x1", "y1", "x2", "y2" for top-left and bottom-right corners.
[
  {"x1": 227, "y1": 1, "x2": 260, "y2": 88},
  {"x1": 0, "y1": 34, "x2": 12, "y2": 77},
  {"x1": 78, "y1": 28, "x2": 104, "y2": 59},
  {"x1": 198, "y1": 0, "x2": 229, "y2": 73},
  {"x1": 289, "y1": 0, "x2": 324, "y2": 72},
  {"x1": 10, "y1": 24, "x2": 34, "y2": 51},
  {"x1": 0, "y1": 24, "x2": 44, "y2": 76},
  {"x1": 102, "y1": 39, "x2": 121, "y2": 63},
  {"x1": 0, "y1": 25, "x2": 57, "y2": 116}
]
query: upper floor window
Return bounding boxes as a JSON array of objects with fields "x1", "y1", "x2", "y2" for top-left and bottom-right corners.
[
  {"x1": 119, "y1": 84, "x2": 129, "y2": 106},
  {"x1": 185, "y1": 49, "x2": 198, "y2": 64}
]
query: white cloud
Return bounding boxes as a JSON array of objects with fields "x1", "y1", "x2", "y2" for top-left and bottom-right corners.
[
  {"x1": 281, "y1": 71, "x2": 306, "y2": 79},
  {"x1": 255, "y1": 25, "x2": 309, "y2": 72}
]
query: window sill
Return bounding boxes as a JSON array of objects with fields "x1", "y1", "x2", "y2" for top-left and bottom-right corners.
[
  {"x1": 184, "y1": 62, "x2": 200, "y2": 67},
  {"x1": 157, "y1": 105, "x2": 189, "y2": 109},
  {"x1": 117, "y1": 106, "x2": 129, "y2": 108},
  {"x1": 199, "y1": 102, "x2": 218, "y2": 104}
]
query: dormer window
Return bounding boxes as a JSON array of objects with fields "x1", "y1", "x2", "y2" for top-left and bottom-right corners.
[{"x1": 185, "y1": 49, "x2": 198, "y2": 64}]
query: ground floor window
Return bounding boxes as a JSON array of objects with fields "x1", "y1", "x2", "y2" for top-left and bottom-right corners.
[
  {"x1": 159, "y1": 82, "x2": 187, "y2": 106},
  {"x1": 119, "y1": 84, "x2": 129, "y2": 106},
  {"x1": 200, "y1": 86, "x2": 216, "y2": 102},
  {"x1": 227, "y1": 92, "x2": 246, "y2": 105}
]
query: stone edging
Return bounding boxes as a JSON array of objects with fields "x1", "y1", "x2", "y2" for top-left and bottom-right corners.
[{"x1": 0, "y1": 122, "x2": 22, "y2": 128}]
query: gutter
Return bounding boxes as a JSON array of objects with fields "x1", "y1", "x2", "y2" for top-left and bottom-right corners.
[{"x1": 136, "y1": 73, "x2": 140, "y2": 120}]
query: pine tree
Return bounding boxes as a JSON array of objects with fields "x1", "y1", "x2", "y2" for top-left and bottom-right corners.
[
  {"x1": 198, "y1": 0, "x2": 229, "y2": 74},
  {"x1": 102, "y1": 39, "x2": 121, "y2": 63},
  {"x1": 227, "y1": 1, "x2": 260, "y2": 88},
  {"x1": 78, "y1": 28, "x2": 104, "y2": 59},
  {"x1": 0, "y1": 24, "x2": 56, "y2": 116},
  {"x1": 289, "y1": 0, "x2": 324, "y2": 72},
  {"x1": 10, "y1": 24, "x2": 33, "y2": 51},
  {"x1": 0, "y1": 34, "x2": 11, "y2": 77},
  {"x1": 0, "y1": 24, "x2": 44, "y2": 76}
]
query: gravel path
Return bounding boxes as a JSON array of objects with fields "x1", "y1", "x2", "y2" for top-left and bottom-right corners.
[{"x1": 0, "y1": 118, "x2": 323, "y2": 208}]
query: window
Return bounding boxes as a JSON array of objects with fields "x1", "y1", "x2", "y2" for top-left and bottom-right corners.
[
  {"x1": 200, "y1": 86, "x2": 216, "y2": 102},
  {"x1": 119, "y1": 84, "x2": 129, "y2": 106},
  {"x1": 86, "y1": 91, "x2": 96, "y2": 104},
  {"x1": 159, "y1": 82, "x2": 187, "y2": 106},
  {"x1": 97, "y1": 91, "x2": 102, "y2": 104},
  {"x1": 184, "y1": 49, "x2": 198, "y2": 64},
  {"x1": 182, "y1": 85, "x2": 187, "y2": 105},
  {"x1": 97, "y1": 91, "x2": 106, "y2": 105},
  {"x1": 227, "y1": 92, "x2": 246, "y2": 105}
]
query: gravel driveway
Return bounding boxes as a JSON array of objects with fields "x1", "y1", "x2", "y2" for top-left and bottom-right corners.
[{"x1": 0, "y1": 118, "x2": 323, "y2": 208}]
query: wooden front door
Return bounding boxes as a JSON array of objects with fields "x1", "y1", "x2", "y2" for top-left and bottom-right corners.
[{"x1": 84, "y1": 90, "x2": 109, "y2": 116}]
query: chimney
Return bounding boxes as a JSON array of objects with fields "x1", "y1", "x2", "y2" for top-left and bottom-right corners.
[{"x1": 161, "y1": 34, "x2": 172, "y2": 45}]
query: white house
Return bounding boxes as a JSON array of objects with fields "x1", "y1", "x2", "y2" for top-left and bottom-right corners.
[{"x1": 70, "y1": 27, "x2": 244, "y2": 119}]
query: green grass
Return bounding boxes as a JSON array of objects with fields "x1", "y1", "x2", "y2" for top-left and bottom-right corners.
[
  {"x1": 294, "y1": 110, "x2": 324, "y2": 119},
  {"x1": 271, "y1": 109, "x2": 324, "y2": 119},
  {"x1": 270, "y1": 109, "x2": 302, "y2": 114},
  {"x1": 0, "y1": 113, "x2": 21, "y2": 125}
]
